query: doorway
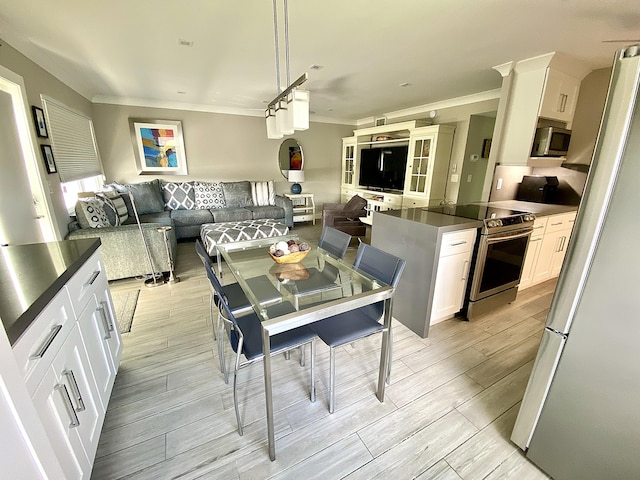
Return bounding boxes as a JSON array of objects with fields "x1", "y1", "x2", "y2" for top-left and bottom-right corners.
[{"x1": 0, "y1": 66, "x2": 56, "y2": 245}]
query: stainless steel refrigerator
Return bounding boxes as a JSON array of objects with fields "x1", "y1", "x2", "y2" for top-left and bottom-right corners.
[{"x1": 511, "y1": 44, "x2": 640, "y2": 479}]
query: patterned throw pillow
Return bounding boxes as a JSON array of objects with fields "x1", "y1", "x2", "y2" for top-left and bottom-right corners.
[
  {"x1": 98, "y1": 190, "x2": 129, "y2": 225},
  {"x1": 251, "y1": 180, "x2": 276, "y2": 206},
  {"x1": 162, "y1": 181, "x2": 196, "y2": 210},
  {"x1": 75, "y1": 197, "x2": 111, "y2": 228},
  {"x1": 194, "y1": 181, "x2": 226, "y2": 210}
]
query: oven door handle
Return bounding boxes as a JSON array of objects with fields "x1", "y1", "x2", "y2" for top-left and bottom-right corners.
[{"x1": 485, "y1": 230, "x2": 532, "y2": 243}]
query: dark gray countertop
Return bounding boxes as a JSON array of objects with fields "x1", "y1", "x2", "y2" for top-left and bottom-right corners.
[
  {"x1": 486, "y1": 200, "x2": 578, "y2": 216},
  {"x1": 0, "y1": 238, "x2": 101, "y2": 346},
  {"x1": 375, "y1": 208, "x2": 483, "y2": 232}
]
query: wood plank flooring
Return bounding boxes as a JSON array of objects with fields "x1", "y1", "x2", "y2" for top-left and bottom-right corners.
[{"x1": 92, "y1": 224, "x2": 552, "y2": 479}]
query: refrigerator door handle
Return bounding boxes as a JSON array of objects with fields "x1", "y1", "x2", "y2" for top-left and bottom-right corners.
[{"x1": 511, "y1": 328, "x2": 567, "y2": 450}]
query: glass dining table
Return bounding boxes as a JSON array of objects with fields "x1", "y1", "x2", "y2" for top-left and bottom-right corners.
[{"x1": 217, "y1": 235, "x2": 395, "y2": 461}]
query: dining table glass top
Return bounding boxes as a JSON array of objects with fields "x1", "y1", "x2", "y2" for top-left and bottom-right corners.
[{"x1": 217, "y1": 235, "x2": 393, "y2": 332}]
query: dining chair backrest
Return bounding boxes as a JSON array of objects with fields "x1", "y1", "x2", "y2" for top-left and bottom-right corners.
[
  {"x1": 204, "y1": 261, "x2": 244, "y2": 350},
  {"x1": 353, "y1": 243, "x2": 406, "y2": 288},
  {"x1": 195, "y1": 239, "x2": 213, "y2": 268},
  {"x1": 318, "y1": 226, "x2": 352, "y2": 260}
]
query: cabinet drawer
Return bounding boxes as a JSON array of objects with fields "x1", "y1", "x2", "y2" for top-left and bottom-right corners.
[
  {"x1": 545, "y1": 212, "x2": 577, "y2": 234},
  {"x1": 531, "y1": 217, "x2": 548, "y2": 235},
  {"x1": 13, "y1": 288, "x2": 75, "y2": 394},
  {"x1": 440, "y1": 229, "x2": 477, "y2": 257},
  {"x1": 66, "y1": 250, "x2": 106, "y2": 318}
]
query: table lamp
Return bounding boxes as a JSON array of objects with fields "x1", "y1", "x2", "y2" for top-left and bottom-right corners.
[{"x1": 288, "y1": 170, "x2": 305, "y2": 194}]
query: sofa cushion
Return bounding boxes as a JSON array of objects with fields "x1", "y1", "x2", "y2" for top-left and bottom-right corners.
[
  {"x1": 222, "y1": 181, "x2": 253, "y2": 208},
  {"x1": 194, "y1": 181, "x2": 226, "y2": 210},
  {"x1": 162, "y1": 181, "x2": 195, "y2": 210},
  {"x1": 250, "y1": 180, "x2": 276, "y2": 206},
  {"x1": 170, "y1": 208, "x2": 214, "y2": 227},
  {"x1": 98, "y1": 190, "x2": 129, "y2": 225},
  {"x1": 211, "y1": 207, "x2": 253, "y2": 223},
  {"x1": 247, "y1": 205, "x2": 284, "y2": 221},
  {"x1": 111, "y1": 180, "x2": 165, "y2": 216},
  {"x1": 344, "y1": 194, "x2": 367, "y2": 212},
  {"x1": 122, "y1": 211, "x2": 172, "y2": 227},
  {"x1": 75, "y1": 197, "x2": 112, "y2": 228}
]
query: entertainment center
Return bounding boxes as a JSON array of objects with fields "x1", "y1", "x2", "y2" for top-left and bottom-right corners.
[{"x1": 341, "y1": 120, "x2": 455, "y2": 224}]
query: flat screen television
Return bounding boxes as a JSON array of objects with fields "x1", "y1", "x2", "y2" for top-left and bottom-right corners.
[{"x1": 359, "y1": 146, "x2": 408, "y2": 191}]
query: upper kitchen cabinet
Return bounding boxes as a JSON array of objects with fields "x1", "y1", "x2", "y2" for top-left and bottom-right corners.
[
  {"x1": 539, "y1": 69, "x2": 581, "y2": 124},
  {"x1": 492, "y1": 53, "x2": 591, "y2": 166}
]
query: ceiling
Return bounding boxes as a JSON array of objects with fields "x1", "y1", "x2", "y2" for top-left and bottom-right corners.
[{"x1": 1, "y1": 0, "x2": 638, "y2": 124}]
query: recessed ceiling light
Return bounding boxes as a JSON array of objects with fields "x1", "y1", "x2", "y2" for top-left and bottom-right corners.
[
  {"x1": 399, "y1": 82, "x2": 410, "y2": 87},
  {"x1": 178, "y1": 39, "x2": 194, "y2": 47},
  {"x1": 177, "y1": 91, "x2": 187, "y2": 94},
  {"x1": 309, "y1": 64, "x2": 324, "y2": 70}
]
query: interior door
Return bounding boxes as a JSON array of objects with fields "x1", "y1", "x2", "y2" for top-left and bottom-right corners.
[{"x1": 0, "y1": 89, "x2": 43, "y2": 245}]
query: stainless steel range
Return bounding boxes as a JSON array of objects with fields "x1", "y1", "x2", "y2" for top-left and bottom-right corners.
[{"x1": 424, "y1": 204, "x2": 535, "y2": 319}]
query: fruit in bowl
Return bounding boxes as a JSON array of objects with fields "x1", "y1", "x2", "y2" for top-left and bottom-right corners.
[{"x1": 268, "y1": 239, "x2": 310, "y2": 263}]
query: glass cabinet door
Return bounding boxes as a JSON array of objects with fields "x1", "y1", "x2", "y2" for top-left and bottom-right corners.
[
  {"x1": 342, "y1": 142, "x2": 356, "y2": 186},
  {"x1": 406, "y1": 136, "x2": 432, "y2": 195}
]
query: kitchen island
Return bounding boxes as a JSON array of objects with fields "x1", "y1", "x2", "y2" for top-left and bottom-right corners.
[
  {"x1": 371, "y1": 208, "x2": 482, "y2": 337},
  {"x1": 0, "y1": 238, "x2": 121, "y2": 480}
]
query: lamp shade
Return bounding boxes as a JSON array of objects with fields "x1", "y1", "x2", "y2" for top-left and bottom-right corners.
[
  {"x1": 265, "y1": 107, "x2": 282, "y2": 139},
  {"x1": 276, "y1": 98, "x2": 294, "y2": 135},
  {"x1": 289, "y1": 88, "x2": 309, "y2": 131},
  {"x1": 287, "y1": 170, "x2": 305, "y2": 183}
]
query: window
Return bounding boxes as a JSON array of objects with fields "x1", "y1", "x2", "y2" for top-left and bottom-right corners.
[
  {"x1": 42, "y1": 96, "x2": 105, "y2": 213},
  {"x1": 41, "y1": 96, "x2": 103, "y2": 183}
]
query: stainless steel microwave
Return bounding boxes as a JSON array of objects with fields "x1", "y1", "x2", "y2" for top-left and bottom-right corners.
[{"x1": 531, "y1": 126, "x2": 572, "y2": 157}]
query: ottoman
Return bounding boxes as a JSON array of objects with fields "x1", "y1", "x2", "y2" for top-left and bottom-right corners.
[{"x1": 200, "y1": 219, "x2": 289, "y2": 275}]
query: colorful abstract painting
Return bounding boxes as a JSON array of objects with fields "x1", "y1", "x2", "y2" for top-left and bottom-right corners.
[{"x1": 130, "y1": 120, "x2": 187, "y2": 175}]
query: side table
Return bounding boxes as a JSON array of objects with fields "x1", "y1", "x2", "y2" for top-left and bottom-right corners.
[{"x1": 285, "y1": 193, "x2": 315, "y2": 225}]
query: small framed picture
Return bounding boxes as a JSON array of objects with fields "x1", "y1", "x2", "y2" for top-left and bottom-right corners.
[
  {"x1": 40, "y1": 144, "x2": 57, "y2": 174},
  {"x1": 32, "y1": 106, "x2": 49, "y2": 138}
]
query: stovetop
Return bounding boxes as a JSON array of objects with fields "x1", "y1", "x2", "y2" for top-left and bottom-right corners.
[{"x1": 423, "y1": 204, "x2": 535, "y2": 234}]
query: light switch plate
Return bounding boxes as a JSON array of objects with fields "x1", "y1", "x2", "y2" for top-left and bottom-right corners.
[
  {"x1": 451, "y1": 174, "x2": 459, "y2": 183},
  {"x1": 496, "y1": 178, "x2": 503, "y2": 190}
]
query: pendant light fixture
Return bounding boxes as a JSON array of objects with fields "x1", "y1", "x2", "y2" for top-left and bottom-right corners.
[{"x1": 265, "y1": 0, "x2": 309, "y2": 139}]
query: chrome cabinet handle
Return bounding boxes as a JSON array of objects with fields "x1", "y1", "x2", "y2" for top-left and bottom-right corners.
[
  {"x1": 55, "y1": 384, "x2": 80, "y2": 428},
  {"x1": 85, "y1": 270, "x2": 100, "y2": 287},
  {"x1": 63, "y1": 370, "x2": 85, "y2": 412},
  {"x1": 461, "y1": 260, "x2": 469, "y2": 282},
  {"x1": 101, "y1": 301, "x2": 115, "y2": 332},
  {"x1": 530, "y1": 238, "x2": 542, "y2": 242},
  {"x1": 97, "y1": 304, "x2": 112, "y2": 340},
  {"x1": 449, "y1": 241, "x2": 467, "y2": 247},
  {"x1": 30, "y1": 325, "x2": 63, "y2": 359},
  {"x1": 550, "y1": 222, "x2": 563, "y2": 226}
]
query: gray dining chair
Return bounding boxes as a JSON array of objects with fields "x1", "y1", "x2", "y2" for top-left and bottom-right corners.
[
  {"x1": 311, "y1": 243, "x2": 406, "y2": 413},
  {"x1": 206, "y1": 260, "x2": 316, "y2": 435},
  {"x1": 281, "y1": 227, "x2": 352, "y2": 308},
  {"x1": 195, "y1": 239, "x2": 282, "y2": 372}
]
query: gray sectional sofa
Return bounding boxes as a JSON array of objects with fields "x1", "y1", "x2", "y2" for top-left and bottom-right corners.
[{"x1": 66, "y1": 179, "x2": 293, "y2": 280}]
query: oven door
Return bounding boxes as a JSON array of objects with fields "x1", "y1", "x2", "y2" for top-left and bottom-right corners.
[{"x1": 469, "y1": 228, "x2": 532, "y2": 301}]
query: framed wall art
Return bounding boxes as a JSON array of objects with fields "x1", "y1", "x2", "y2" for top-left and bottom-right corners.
[
  {"x1": 32, "y1": 106, "x2": 48, "y2": 138},
  {"x1": 129, "y1": 119, "x2": 188, "y2": 175},
  {"x1": 40, "y1": 144, "x2": 57, "y2": 174}
]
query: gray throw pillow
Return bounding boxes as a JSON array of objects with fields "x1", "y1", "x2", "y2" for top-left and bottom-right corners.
[
  {"x1": 75, "y1": 197, "x2": 111, "y2": 228},
  {"x1": 113, "y1": 180, "x2": 165, "y2": 216},
  {"x1": 221, "y1": 181, "x2": 253, "y2": 208}
]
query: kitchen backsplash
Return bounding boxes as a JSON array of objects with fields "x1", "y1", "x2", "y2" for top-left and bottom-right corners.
[{"x1": 490, "y1": 165, "x2": 588, "y2": 205}]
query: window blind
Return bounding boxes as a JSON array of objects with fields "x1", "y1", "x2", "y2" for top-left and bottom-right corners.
[{"x1": 42, "y1": 96, "x2": 103, "y2": 183}]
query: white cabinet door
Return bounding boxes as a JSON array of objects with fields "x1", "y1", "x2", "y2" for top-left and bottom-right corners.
[
  {"x1": 550, "y1": 229, "x2": 572, "y2": 277},
  {"x1": 431, "y1": 251, "x2": 471, "y2": 323},
  {"x1": 77, "y1": 295, "x2": 117, "y2": 411},
  {"x1": 519, "y1": 235, "x2": 543, "y2": 290},
  {"x1": 539, "y1": 69, "x2": 581, "y2": 124},
  {"x1": 341, "y1": 138, "x2": 357, "y2": 187},
  {"x1": 404, "y1": 134, "x2": 434, "y2": 197},
  {"x1": 32, "y1": 325, "x2": 103, "y2": 480}
]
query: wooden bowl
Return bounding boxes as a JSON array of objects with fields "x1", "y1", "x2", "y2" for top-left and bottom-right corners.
[{"x1": 268, "y1": 248, "x2": 310, "y2": 264}]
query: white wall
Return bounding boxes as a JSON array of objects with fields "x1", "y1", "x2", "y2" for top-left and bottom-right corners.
[{"x1": 91, "y1": 104, "x2": 353, "y2": 211}]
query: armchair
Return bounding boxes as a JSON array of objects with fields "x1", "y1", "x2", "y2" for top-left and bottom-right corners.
[{"x1": 322, "y1": 195, "x2": 367, "y2": 237}]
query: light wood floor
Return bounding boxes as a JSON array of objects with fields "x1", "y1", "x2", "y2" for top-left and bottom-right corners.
[{"x1": 92, "y1": 224, "x2": 552, "y2": 480}]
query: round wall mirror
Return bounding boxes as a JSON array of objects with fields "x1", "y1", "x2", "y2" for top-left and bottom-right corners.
[{"x1": 278, "y1": 138, "x2": 304, "y2": 179}]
